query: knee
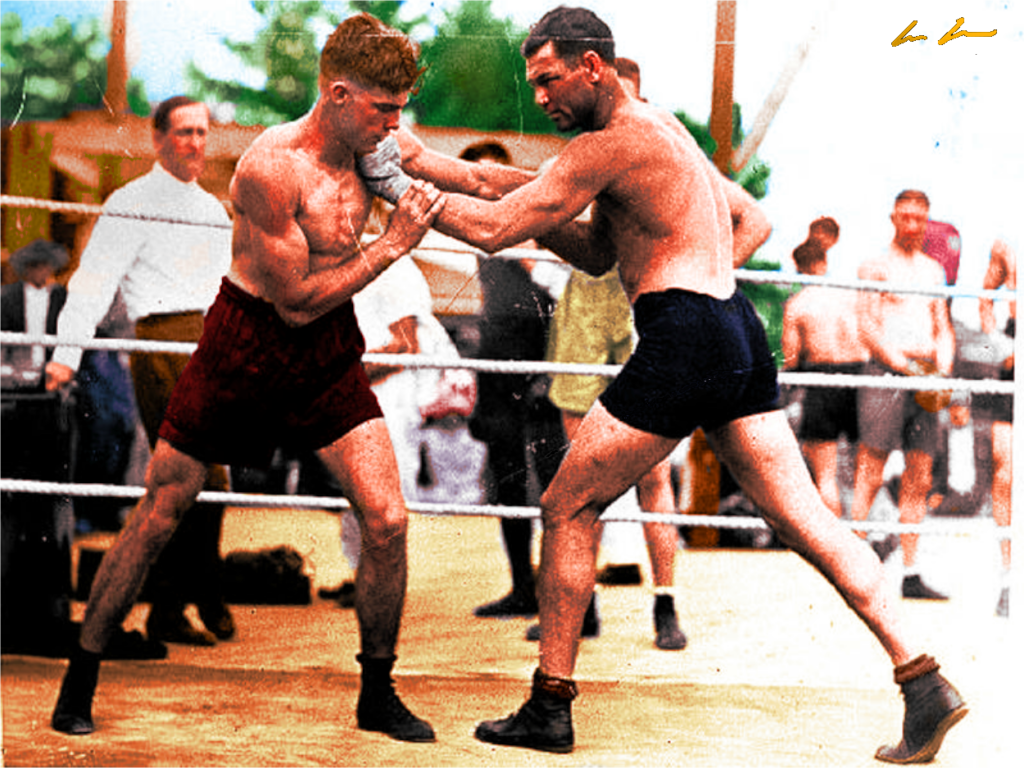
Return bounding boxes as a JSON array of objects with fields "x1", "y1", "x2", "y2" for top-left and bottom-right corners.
[{"x1": 359, "y1": 503, "x2": 408, "y2": 551}]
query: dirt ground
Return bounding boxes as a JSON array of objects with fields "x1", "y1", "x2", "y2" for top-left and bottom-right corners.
[{"x1": 1, "y1": 509, "x2": 1018, "y2": 767}]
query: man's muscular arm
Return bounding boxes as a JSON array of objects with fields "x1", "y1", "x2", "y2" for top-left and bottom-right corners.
[
  {"x1": 721, "y1": 175, "x2": 772, "y2": 268},
  {"x1": 233, "y1": 161, "x2": 444, "y2": 327},
  {"x1": 429, "y1": 137, "x2": 618, "y2": 274},
  {"x1": 979, "y1": 240, "x2": 1012, "y2": 334},
  {"x1": 358, "y1": 129, "x2": 535, "y2": 203},
  {"x1": 780, "y1": 298, "x2": 805, "y2": 371},
  {"x1": 396, "y1": 128, "x2": 536, "y2": 199}
]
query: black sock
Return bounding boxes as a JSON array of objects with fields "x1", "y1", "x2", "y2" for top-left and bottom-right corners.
[
  {"x1": 55, "y1": 646, "x2": 102, "y2": 716},
  {"x1": 357, "y1": 654, "x2": 396, "y2": 690}
]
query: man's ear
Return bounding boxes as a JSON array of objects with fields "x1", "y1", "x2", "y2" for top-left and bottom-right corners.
[
  {"x1": 581, "y1": 50, "x2": 604, "y2": 83},
  {"x1": 328, "y1": 80, "x2": 350, "y2": 105}
]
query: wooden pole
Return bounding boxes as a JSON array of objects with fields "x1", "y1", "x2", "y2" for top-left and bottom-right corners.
[
  {"x1": 104, "y1": 0, "x2": 129, "y2": 120},
  {"x1": 709, "y1": 0, "x2": 736, "y2": 176}
]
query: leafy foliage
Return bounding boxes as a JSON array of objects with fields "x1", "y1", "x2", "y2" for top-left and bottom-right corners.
[
  {"x1": 1, "y1": 12, "x2": 149, "y2": 123},
  {"x1": 186, "y1": 1, "x2": 341, "y2": 126},
  {"x1": 410, "y1": 1, "x2": 552, "y2": 134}
]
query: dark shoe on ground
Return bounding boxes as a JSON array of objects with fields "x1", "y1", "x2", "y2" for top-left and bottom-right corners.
[
  {"x1": 146, "y1": 611, "x2": 217, "y2": 646},
  {"x1": 197, "y1": 601, "x2": 236, "y2": 641},
  {"x1": 318, "y1": 580, "x2": 356, "y2": 608},
  {"x1": 526, "y1": 594, "x2": 599, "y2": 641},
  {"x1": 356, "y1": 685, "x2": 436, "y2": 742},
  {"x1": 474, "y1": 590, "x2": 538, "y2": 618},
  {"x1": 876, "y1": 657, "x2": 967, "y2": 763},
  {"x1": 996, "y1": 586, "x2": 1009, "y2": 617},
  {"x1": 595, "y1": 563, "x2": 642, "y2": 586},
  {"x1": 474, "y1": 670, "x2": 575, "y2": 753},
  {"x1": 901, "y1": 575, "x2": 949, "y2": 601},
  {"x1": 51, "y1": 648, "x2": 100, "y2": 735},
  {"x1": 871, "y1": 534, "x2": 899, "y2": 563},
  {"x1": 653, "y1": 594, "x2": 687, "y2": 651}
]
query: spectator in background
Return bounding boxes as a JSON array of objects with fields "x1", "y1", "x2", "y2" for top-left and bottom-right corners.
[
  {"x1": 2, "y1": 240, "x2": 68, "y2": 377},
  {"x1": 46, "y1": 96, "x2": 236, "y2": 645},
  {"x1": 978, "y1": 239, "x2": 1015, "y2": 617},
  {"x1": 782, "y1": 238, "x2": 867, "y2": 517},
  {"x1": 807, "y1": 216, "x2": 840, "y2": 254},
  {"x1": 458, "y1": 141, "x2": 566, "y2": 623},
  {"x1": 850, "y1": 190, "x2": 956, "y2": 600}
]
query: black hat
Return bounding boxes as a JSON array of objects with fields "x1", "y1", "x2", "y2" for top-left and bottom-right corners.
[{"x1": 9, "y1": 239, "x2": 69, "y2": 274}]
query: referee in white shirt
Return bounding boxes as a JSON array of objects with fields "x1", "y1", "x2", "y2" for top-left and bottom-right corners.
[{"x1": 46, "y1": 97, "x2": 235, "y2": 646}]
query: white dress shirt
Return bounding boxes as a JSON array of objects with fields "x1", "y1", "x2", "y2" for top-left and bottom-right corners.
[{"x1": 52, "y1": 162, "x2": 232, "y2": 371}]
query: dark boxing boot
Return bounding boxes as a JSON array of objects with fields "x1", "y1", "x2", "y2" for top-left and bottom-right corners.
[
  {"x1": 51, "y1": 647, "x2": 101, "y2": 735},
  {"x1": 474, "y1": 668, "x2": 577, "y2": 753},
  {"x1": 875, "y1": 654, "x2": 968, "y2": 764},
  {"x1": 355, "y1": 654, "x2": 435, "y2": 743}
]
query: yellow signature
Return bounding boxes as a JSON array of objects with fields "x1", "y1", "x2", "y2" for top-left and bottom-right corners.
[{"x1": 892, "y1": 18, "x2": 997, "y2": 47}]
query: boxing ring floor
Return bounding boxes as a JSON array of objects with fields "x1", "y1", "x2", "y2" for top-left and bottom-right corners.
[{"x1": 1, "y1": 509, "x2": 1016, "y2": 767}]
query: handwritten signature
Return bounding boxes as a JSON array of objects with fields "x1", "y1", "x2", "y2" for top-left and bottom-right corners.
[{"x1": 892, "y1": 18, "x2": 997, "y2": 47}]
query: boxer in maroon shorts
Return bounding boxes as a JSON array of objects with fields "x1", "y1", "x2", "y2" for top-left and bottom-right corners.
[
  {"x1": 159, "y1": 278, "x2": 382, "y2": 469},
  {"x1": 50, "y1": 12, "x2": 537, "y2": 744}
]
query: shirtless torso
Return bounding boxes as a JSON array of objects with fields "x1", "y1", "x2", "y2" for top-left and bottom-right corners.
[
  {"x1": 228, "y1": 105, "x2": 444, "y2": 328},
  {"x1": 857, "y1": 241, "x2": 954, "y2": 374},
  {"x1": 429, "y1": 41, "x2": 770, "y2": 302}
]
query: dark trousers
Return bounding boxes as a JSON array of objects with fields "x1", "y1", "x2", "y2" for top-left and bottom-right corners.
[{"x1": 130, "y1": 312, "x2": 228, "y2": 611}]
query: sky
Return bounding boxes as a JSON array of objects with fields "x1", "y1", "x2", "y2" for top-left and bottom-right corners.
[{"x1": 4, "y1": 0, "x2": 1022, "y2": 311}]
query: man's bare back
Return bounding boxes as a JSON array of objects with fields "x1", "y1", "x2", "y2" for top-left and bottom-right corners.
[{"x1": 785, "y1": 286, "x2": 867, "y2": 367}]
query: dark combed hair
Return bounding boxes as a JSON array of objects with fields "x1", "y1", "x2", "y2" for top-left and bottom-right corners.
[
  {"x1": 809, "y1": 216, "x2": 839, "y2": 240},
  {"x1": 153, "y1": 96, "x2": 200, "y2": 134},
  {"x1": 321, "y1": 13, "x2": 425, "y2": 95},
  {"x1": 521, "y1": 6, "x2": 615, "y2": 63},
  {"x1": 459, "y1": 141, "x2": 511, "y2": 165},
  {"x1": 792, "y1": 240, "x2": 827, "y2": 274},
  {"x1": 895, "y1": 189, "x2": 930, "y2": 208}
]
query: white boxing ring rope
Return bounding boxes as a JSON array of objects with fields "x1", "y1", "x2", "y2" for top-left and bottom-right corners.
[{"x1": 1, "y1": 193, "x2": 1015, "y2": 541}]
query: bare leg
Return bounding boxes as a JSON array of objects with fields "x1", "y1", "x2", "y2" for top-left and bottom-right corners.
[
  {"x1": 316, "y1": 418, "x2": 408, "y2": 659},
  {"x1": 804, "y1": 439, "x2": 842, "y2": 517},
  {"x1": 706, "y1": 411, "x2": 913, "y2": 666},
  {"x1": 81, "y1": 441, "x2": 208, "y2": 652},
  {"x1": 538, "y1": 402, "x2": 677, "y2": 678},
  {"x1": 317, "y1": 417, "x2": 434, "y2": 742},
  {"x1": 52, "y1": 440, "x2": 207, "y2": 734},
  {"x1": 636, "y1": 458, "x2": 677, "y2": 587},
  {"x1": 898, "y1": 450, "x2": 932, "y2": 570},
  {"x1": 851, "y1": 443, "x2": 888, "y2": 537},
  {"x1": 991, "y1": 422, "x2": 1012, "y2": 571}
]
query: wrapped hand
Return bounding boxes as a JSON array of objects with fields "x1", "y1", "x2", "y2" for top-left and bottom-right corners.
[{"x1": 358, "y1": 134, "x2": 412, "y2": 204}]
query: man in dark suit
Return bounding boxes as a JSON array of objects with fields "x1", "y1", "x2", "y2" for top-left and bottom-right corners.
[
  {"x1": 1, "y1": 240, "x2": 68, "y2": 377},
  {"x1": 2, "y1": 240, "x2": 71, "y2": 655}
]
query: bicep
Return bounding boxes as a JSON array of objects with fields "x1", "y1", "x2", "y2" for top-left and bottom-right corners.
[{"x1": 233, "y1": 170, "x2": 309, "y2": 291}]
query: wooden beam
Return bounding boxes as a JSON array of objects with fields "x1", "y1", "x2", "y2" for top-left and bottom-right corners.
[{"x1": 709, "y1": 1, "x2": 736, "y2": 176}]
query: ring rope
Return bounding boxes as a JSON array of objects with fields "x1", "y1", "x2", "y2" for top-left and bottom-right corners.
[
  {"x1": 1, "y1": 194, "x2": 1016, "y2": 302},
  {"x1": 2, "y1": 194, "x2": 1013, "y2": 544},
  {"x1": 1, "y1": 332, "x2": 1014, "y2": 395},
  {"x1": 0, "y1": 478, "x2": 1008, "y2": 540}
]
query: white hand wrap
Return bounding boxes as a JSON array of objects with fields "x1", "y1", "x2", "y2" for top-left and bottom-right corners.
[{"x1": 357, "y1": 134, "x2": 412, "y2": 204}]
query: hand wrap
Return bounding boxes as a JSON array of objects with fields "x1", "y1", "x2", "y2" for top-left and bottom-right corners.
[{"x1": 357, "y1": 134, "x2": 412, "y2": 204}]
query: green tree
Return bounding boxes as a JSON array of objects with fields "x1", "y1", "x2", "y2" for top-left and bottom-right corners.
[
  {"x1": 411, "y1": 0, "x2": 552, "y2": 133},
  {"x1": 1, "y1": 12, "x2": 149, "y2": 123},
  {"x1": 184, "y1": 1, "x2": 429, "y2": 127},
  {"x1": 186, "y1": 1, "x2": 342, "y2": 126}
]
